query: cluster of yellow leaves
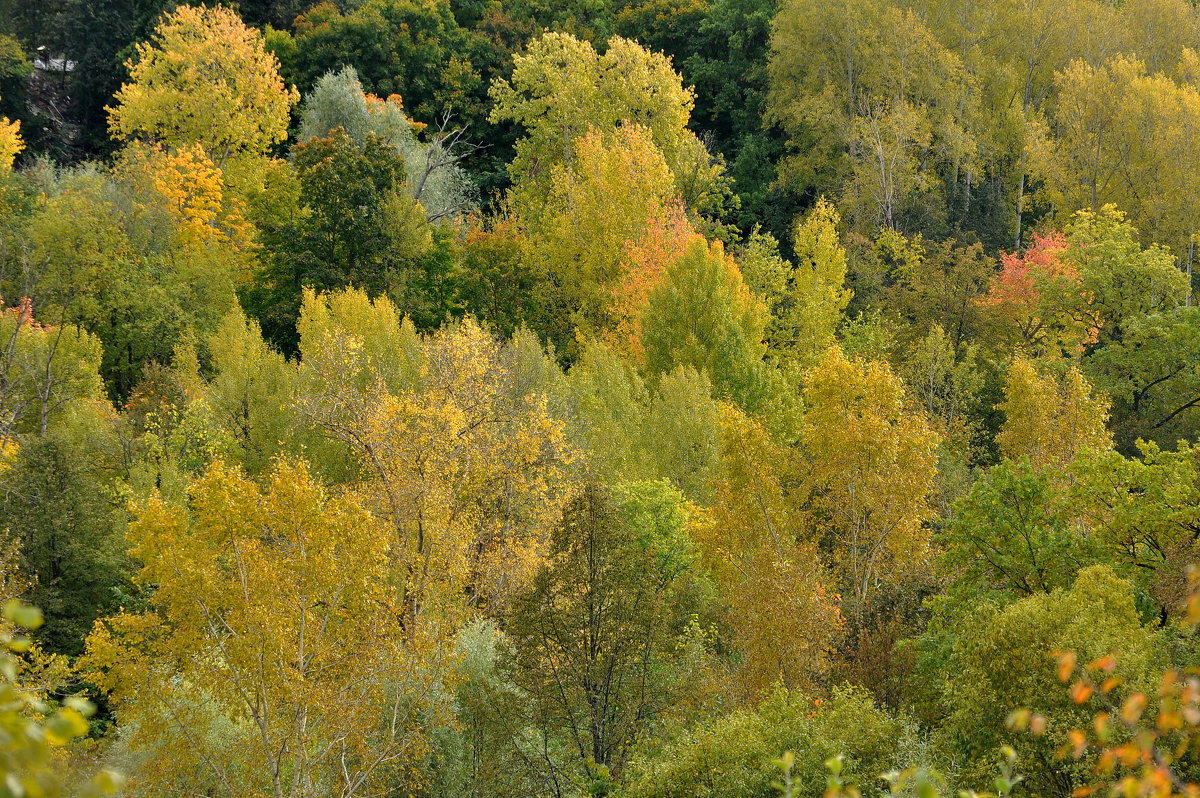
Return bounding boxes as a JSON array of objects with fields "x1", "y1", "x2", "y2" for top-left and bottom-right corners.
[
  {"x1": 294, "y1": 289, "x2": 577, "y2": 624},
  {"x1": 526, "y1": 123, "x2": 680, "y2": 344},
  {"x1": 83, "y1": 459, "x2": 437, "y2": 797},
  {"x1": 119, "y1": 142, "x2": 256, "y2": 252},
  {"x1": 996, "y1": 358, "x2": 1112, "y2": 472},
  {"x1": 0, "y1": 105, "x2": 20, "y2": 171},
  {"x1": 802, "y1": 347, "x2": 940, "y2": 617},
  {"x1": 1031, "y1": 54, "x2": 1200, "y2": 260},
  {"x1": 108, "y1": 4, "x2": 298, "y2": 162},
  {"x1": 698, "y1": 405, "x2": 842, "y2": 699}
]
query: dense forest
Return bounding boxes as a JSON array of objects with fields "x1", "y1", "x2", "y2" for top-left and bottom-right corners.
[{"x1": 2, "y1": 0, "x2": 1200, "y2": 795}]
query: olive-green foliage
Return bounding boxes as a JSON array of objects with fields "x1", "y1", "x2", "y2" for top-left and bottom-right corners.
[
  {"x1": 942, "y1": 566, "x2": 1166, "y2": 795},
  {"x1": 1086, "y1": 307, "x2": 1200, "y2": 450},
  {"x1": 940, "y1": 458, "x2": 1103, "y2": 601},
  {"x1": 507, "y1": 483, "x2": 704, "y2": 790},
  {"x1": 565, "y1": 340, "x2": 721, "y2": 502},
  {"x1": 0, "y1": 430, "x2": 130, "y2": 655},
  {"x1": 622, "y1": 686, "x2": 908, "y2": 798},
  {"x1": 641, "y1": 239, "x2": 798, "y2": 435}
]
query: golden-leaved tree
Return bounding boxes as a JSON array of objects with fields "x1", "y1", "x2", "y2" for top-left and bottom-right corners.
[
  {"x1": 293, "y1": 288, "x2": 577, "y2": 625},
  {"x1": 996, "y1": 357, "x2": 1113, "y2": 471},
  {"x1": 802, "y1": 346, "x2": 940, "y2": 619},
  {"x1": 699, "y1": 404, "x2": 842, "y2": 699},
  {"x1": 522, "y1": 123, "x2": 680, "y2": 349},
  {"x1": 83, "y1": 459, "x2": 437, "y2": 797}
]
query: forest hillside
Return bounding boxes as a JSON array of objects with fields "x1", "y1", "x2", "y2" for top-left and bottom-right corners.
[{"x1": 0, "y1": 1, "x2": 1200, "y2": 796}]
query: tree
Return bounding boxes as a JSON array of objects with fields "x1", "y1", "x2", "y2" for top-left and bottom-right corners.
[
  {"x1": 281, "y1": 0, "x2": 489, "y2": 133},
  {"x1": 1067, "y1": 441, "x2": 1200, "y2": 590},
  {"x1": 941, "y1": 458, "x2": 1099, "y2": 601},
  {"x1": 1086, "y1": 308, "x2": 1200, "y2": 448},
  {"x1": 978, "y1": 232, "x2": 1091, "y2": 357},
  {"x1": 802, "y1": 346, "x2": 940, "y2": 620},
  {"x1": 750, "y1": 198, "x2": 852, "y2": 376},
  {"x1": 1064, "y1": 204, "x2": 1188, "y2": 345},
  {"x1": 507, "y1": 482, "x2": 703, "y2": 791},
  {"x1": 0, "y1": 92, "x2": 19, "y2": 170},
  {"x1": 521, "y1": 124, "x2": 680, "y2": 352},
  {"x1": 297, "y1": 66, "x2": 475, "y2": 223},
  {"x1": 201, "y1": 308, "x2": 297, "y2": 476},
  {"x1": 943, "y1": 566, "x2": 1164, "y2": 796},
  {"x1": 254, "y1": 129, "x2": 430, "y2": 350},
  {"x1": 108, "y1": 4, "x2": 298, "y2": 162},
  {"x1": 768, "y1": 0, "x2": 977, "y2": 231},
  {"x1": 622, "y1": 686, "x2": 907, "y2": 798},
  {"x1": 1032, "y1": 56, "x2": 1200, "y2": 263},
  {"x1": 28, "y1": 157, "x2": 247, "y2": 397},
  {"x1": 699, "y1": 405, "x2": 842, "y2": 699},
  {"x1": 489, "y1": 32, "x2": 724, "y2": 213},
  {"x1": 294, "y1": 290, "x2": 576, "y2": 622},
  {"x1": 0, "y1": 430, "x2": 129, "y2": 655},
  {"x1": 640, "y1": 238, "x2": 788, "y2": 423},
  {"x1": 0, "y1": 299, "x2": 105, "y2": 443},
  {"x1": 996, "y1": 357, "x2": 1111, "y2": 471},
  {"x1": 83, "y1": 459, "x2": 440, "y2": 798}
]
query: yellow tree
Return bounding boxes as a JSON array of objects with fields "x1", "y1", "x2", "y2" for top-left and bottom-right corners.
[
  {"x1": 0, "y1": 93, "x2": 20, "y2": 170},
  {"x1": 802, "y1": 347, "x2": 940, "y2": 619},
  {"x1": 1032, "y1": 55, "x2": 1200, "y2": 264},
  {"x1": 524, "y1": 124, "x2": 679, "y2": 349},
  {"x1": 769, "y1": 0, "x2": 977, "y2": 230},
  {"x1": 116, "y1": 142, "x2": 256, "y2": 252},
  {"x1": 294, "y1": 289, "x2": 577, "y2": 624},
  {"x1": 82, "y1": 460, "x2": 437, "y2": 797},
  {"x1": 757, "y1": 197, "x2": 853, "y2": 377},
  {"x1": 108, "y1": 4, "x2": 298, "y2": 163},
  {"x1": 996, "y1": 357, "x2": 1112, "y2": 470},
  {"x1": 698, "y1": 404, "x2": 842, "y2": 699}
]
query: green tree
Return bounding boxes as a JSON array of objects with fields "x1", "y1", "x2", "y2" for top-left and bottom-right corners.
[
  {"x1": 621, "y1": 687, "x2": 907, "y2": 798},
  {"x1": 251, "y1": 130, "x2": 431, "y2": 350},
  {"x1": 943, "y1": 566, "x2": 1165, "y2": 796},
  {"x1": 641, "y1": 238, "x2": 791, "y2": 425},
  {"x1": 507, "y1": 482, "x2": 703, "y2": 789},
  {"x1": 1064, "y1": 205, "x2": 1188, "y2": 345},
  {"x1": 489, "y1": 32, "x2": 724, "y2": 214},
  {"x1": 1086, "y1": 308, "x2": 1200, "y2": 449},
  {"x1": 941, "y1": 458, "x2": 1099, "y2": 601}
]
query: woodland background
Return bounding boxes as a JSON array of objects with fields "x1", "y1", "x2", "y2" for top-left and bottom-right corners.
[{"x1": 1, "y1": 0, "x2": 1200, "y2": 796}]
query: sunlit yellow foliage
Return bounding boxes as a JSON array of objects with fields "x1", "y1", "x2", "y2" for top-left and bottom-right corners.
[
  {"x1": 0, "y1": 106, "x2": 20, "y2": 171},
  {"x1": 523, "y1": 124, "x2": 679, "y2": 346},
  {"x1": 996, "y1": 357, "x2": 1112, "y2": 471},
  {"x1": 82, "y1": 459, "x2": 439, "y2": 796},
  {"x1": 117, "y1": 142, "x2": 255, "y2": 251},
  {"x1": 108, "y1": 4, "x2": 298, "y2": 161},
  {"x1": 802, "y1": 346, "x2": 940, "y2": 618}
]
